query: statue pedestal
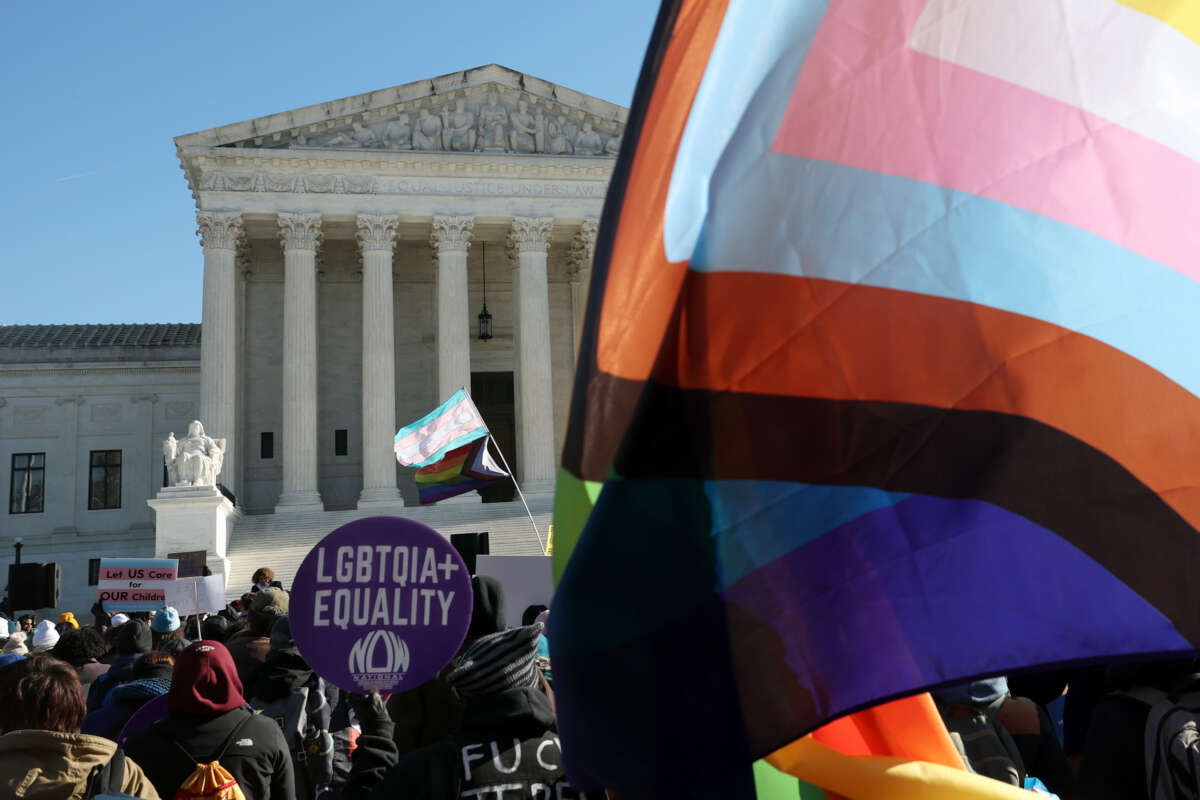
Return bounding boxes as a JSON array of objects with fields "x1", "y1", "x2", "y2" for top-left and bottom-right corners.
[{"x1": 148, "y1": 486, "x2": 242, "y2": 589}]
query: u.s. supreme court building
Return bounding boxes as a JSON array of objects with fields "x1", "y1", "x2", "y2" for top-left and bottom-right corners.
[{"x1": 0, "y1": 65, "x2": 622, "y2": 615}]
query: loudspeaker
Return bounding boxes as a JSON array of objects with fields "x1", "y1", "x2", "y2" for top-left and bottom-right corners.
[
  {"x1": 450, "y1": 532, "x2": 490, "y2": 575},
  {"x1": 8, "y1": 562, "x2": 44, "y2": 612},
  {"x1": 42, "y1": 563, "x2": 61, "y2": 609}
]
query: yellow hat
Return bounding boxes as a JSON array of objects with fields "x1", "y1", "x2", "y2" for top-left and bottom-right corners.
[{"x1": 57, "y1": 612, "x2": 79, "y2": 629}]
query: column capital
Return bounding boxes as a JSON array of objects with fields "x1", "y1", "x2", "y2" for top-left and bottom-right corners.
[
  {"x1": 568, "y1": 217, "x2": 600, "y2": 278},
  {"x1": 278, "y1": 212, "x2": 324, "y2": 252},
  {"x1": 507, "y1": 216, "x2": 554, "y2": 256},
  {"x1": 430, "y1": 215, "x2": 475, "y2": 254},
  {"x1": 196, "y1": 211, "x2": 244, "y2": 251},
  {"x1": 356, "y1": 214, "x2": 401, "y2": 253}
]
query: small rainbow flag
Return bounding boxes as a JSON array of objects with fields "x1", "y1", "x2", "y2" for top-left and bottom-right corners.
[{"x1": 414, "y1": 435, "x2": 508, "y2": 504}]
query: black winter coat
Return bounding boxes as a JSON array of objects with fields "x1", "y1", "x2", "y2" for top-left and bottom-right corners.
[
  {"x1": 124, "y1": 706, "x2": 296, "y2": 800},
  {"x1": 345, "y1": 686, "x2": 604, "y2": 800}
]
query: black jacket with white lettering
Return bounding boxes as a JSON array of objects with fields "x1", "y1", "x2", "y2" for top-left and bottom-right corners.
[{"x1": 344, "y1": 686, "x2": 604, "y2": 800}]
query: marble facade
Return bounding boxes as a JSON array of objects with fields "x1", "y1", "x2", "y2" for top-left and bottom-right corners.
[{"x1": 176, "y1": 64, "x2": 617, "y2": 513}]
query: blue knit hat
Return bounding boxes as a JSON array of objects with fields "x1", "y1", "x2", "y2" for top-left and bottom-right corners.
[{"x1": 152, "y1": 606, "x2": 181, "y2": 634}]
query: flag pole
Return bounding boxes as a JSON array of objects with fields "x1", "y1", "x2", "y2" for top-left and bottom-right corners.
[{"x1": 461, "y1": 386, "x2": 544, "y2": 553}]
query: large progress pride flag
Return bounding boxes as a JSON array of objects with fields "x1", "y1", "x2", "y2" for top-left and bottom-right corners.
[{"x1": 551, "y1": 0, "x2": 1200, "y2": 795}]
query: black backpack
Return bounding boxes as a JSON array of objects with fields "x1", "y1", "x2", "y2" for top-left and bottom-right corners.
[{"x1": 83, "y1": 747, "x2": 126, "y2": 798}]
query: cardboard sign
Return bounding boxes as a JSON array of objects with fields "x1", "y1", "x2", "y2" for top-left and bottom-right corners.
[
  {"x1": 290, "y1": 517, "x2": 473, "y2": 693},
  {"x1": 165, "y1": 575, "x2": 227, "y2": 616},
  {"x1": 167, "y1": 550, "x2": 208, "y2": 579},
  {"x1": 97, "y1": 557, "x2": 179, "y2": 612}
]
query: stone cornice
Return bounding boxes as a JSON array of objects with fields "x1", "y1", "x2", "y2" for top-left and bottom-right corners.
[
  {"x1": 356, "y1": 214, "x2": 401, "y2": 253},
  {"x1": 430, "y1": 215, "x2": 475, "y2": 254}
]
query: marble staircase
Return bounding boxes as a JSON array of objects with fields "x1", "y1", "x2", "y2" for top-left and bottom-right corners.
[{"x1": 224, "y1": 494, "x2": 552, "y2": 599}]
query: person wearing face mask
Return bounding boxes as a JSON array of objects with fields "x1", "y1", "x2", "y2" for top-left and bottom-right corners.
[{"x1": 250, "y1": 567, "x2": 283, "y2": 594}]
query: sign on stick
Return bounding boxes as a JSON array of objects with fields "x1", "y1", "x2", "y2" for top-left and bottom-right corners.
[
  {"x1": 290, "y1": 516, "x2": 473, "y2": 693},
  {"x1": 165, "y1": 575, "x2": 227, "y2": 616},
  {"x1": 167, "y1": 550, "x2": 207, "y2": 579},
  {"x1": 97, "y1": 557, "x2": 178, "y2": 612}
]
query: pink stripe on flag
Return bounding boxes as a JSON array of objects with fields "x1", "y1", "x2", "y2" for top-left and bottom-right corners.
[
  {"x1": 771, "y1": 0, "x2": 1200, "y2": 282},
  {"x1": 393, "y1": 396, "x2": 484, "y2": 464}
]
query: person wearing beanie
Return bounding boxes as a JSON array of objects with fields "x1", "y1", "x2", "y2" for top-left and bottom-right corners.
[
  {"x1": 124, "y1": 640, "x2": 294, "y2": 800},
  {"x1": 345, "y1": 623, "x2": 599, "y2": 800},
  {"x1": 51, "y1": 626, "x2": 110, "y2": 690},
  {"x1": 88, "y1": 620, "x2": 153, "y2": 711},
  {"x1": 0, "y1": 653, "x2": 25, "y2": 668},
  {"x1": 83, "y1": 652, "x2": 175, "y2": 741},
  {"x1": 2, "y1": 630, "x2": 28, "y2": 656},
  {"x1": 110, "y1": 612, "x2": 131, "y2": 627},
  {"x1": 31, "y1": 619, "x2": 60, "y2": 653},
  {"x1": 0, "y1": 654, "x2": 160, "y2": 799},
  {"x1": 57, "y1": 611, "x2": 80, "y2": 633},
  {"x1": 150, "y1": 606, "x2": 186, "y2": 651},
  {"x1": 385, "y1": 574, "x2": 507, "y2": 757},
  {"x1": 225, "y1": 586, "x2": 288, "y2": 688},
  {"x1": 200, "y1": 614, "x2": 230, "y2": 643}
]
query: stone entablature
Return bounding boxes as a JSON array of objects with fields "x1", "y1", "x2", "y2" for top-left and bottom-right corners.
[{"x1": 175, "y1": 65, "x2": 626, "y2": 158}]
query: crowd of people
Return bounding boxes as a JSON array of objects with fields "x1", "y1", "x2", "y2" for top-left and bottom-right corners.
[
  {"x1": 0, "y1": 566, "x2": 588, "y2": 800},
  {"x1": 0, "y1": 564, "x2": 1195, "y2": 798}
]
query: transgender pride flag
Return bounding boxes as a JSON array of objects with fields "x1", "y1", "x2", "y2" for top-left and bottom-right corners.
[
  {"x1": 393, "y1": 389, "x2": 488, "y2": 467},
  {"x1": 551, "y1": 1, "x2": 1200, "y2": 797}
]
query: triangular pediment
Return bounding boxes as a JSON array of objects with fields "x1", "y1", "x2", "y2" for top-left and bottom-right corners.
[{"x1": 175, "y1": 64, "x2": 627, "y2": 158}]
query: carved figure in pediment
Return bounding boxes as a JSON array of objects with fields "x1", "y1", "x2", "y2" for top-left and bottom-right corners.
[
  {"x1": 510, "y1": 100, "x2": 537, "y2": 154},
  {"x1": 414, "y1": 108, "x2": 442, "y2": 150},
  {"x1": 326, "y1": 121, "x2": 378, "y2": 148},
  {"x1": 443, "y1": 98, "x2": 477, "y2": 152},
  {"x1": 534, "y1": 107, "x2": 547, "y2": 153},
  {"x1": 605, "y1": 132, "x2": 622, "y2": 155},
  {"x1": 479, "y1": 90, "x2": 509, "y2": 151},
  {"x1": 575, "y1": 121, "x2": 604, "y2": 155},
  {"x1": 548, "y1": 115, "x2": 573, "y2": 155},
  {"x1": 384, "y1": 113, "x2": 412, "y2": 149}
]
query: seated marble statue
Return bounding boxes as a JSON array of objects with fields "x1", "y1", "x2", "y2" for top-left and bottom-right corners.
[
  {"x1": 163, "y1": 421, "x2": 226, "y2": 487},
  {"x1": 574, "y1": 121, "x2": 604, "y2": 155},
  {"x1": 479, "y1": 91, "x2": 508, "y2": 150},
  {"x1": 443, "y1": 99, "x2": 477, "y2": 152},
  {"x1": 509, "y1": 100, "x2": 537, "y2": 154},
  {"x1": 383, "y1": 114, "x2": 412, "y2": 149},
  {"x1": 547, "y1": 115, "x2": 573, "y2": 155},
  {"x1": 413, "y1": 108, "x2": 442, "y2": 150}
]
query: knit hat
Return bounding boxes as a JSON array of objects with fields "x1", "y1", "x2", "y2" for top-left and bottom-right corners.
[
  {"x1": 2, "y1": 631, "x2": 28, "y2": 655},
  {"x1": 116, "y1": 620, "x2": 152, "y2": 656},
  {"x1": 110, "y1": 675, "x2": 173, "y2": 704},
  {"x1": 0, "y1": 618, "x2": 9, "y2": 638},
  {"x1": 109, "y1": 613, "x2": 130, "y2": 627},
  {"x1": 57, "y1": 612, "x2": 79, "y2": 630},
  {"x1": 250, "y1": 587, "x2": 289, "y2": 617},
  {"x1": 32, "y1": 619, "x2": 60, "y2": 652},
  {"x1": 200, "y1": 615, "x2": 229, "y2": 642},
  {"x1": 446, "y1": 623, "x2": 543, "y2": 696},
  {"x1": 168, "y1": 640, "x2": 245, "y2": 715},
  {"x1": 0, "y1": 653, "x2": 25, "y2": 668},
  {"x1": 152, "y1": 606, "x2": 181, "y2": 633}
]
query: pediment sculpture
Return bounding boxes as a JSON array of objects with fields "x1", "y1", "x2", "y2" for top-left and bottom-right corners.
[
  {"x1": 265, "y1": 87, "x2": 623, "y2": 157},
  {"x1": 164, "y1": 420, "x2": 226, "y2": 487}
]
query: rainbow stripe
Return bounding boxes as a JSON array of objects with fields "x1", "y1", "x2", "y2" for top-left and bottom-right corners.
[
  {"x1": 414, "y1": 435, "x2": 507, "y2": 504},
  {"x1": 550, "y1": 0, "x2": 1200, "y2": 796}
]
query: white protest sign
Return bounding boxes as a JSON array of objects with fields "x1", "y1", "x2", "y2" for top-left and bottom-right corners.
[
  {"x1": 475, "y1": 555, "x2": 554, "y2": 621},
  {"x1": 164, "y1": 575, "x2": 227, "y2": 616},
  {"x1": 97, "y1": 558, "x2": 179, "y2": 612}
]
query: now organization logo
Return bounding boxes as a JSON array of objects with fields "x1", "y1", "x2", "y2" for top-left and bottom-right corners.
[{"x1": 349, "y1": 629, "x2": 411, "y2": 690}]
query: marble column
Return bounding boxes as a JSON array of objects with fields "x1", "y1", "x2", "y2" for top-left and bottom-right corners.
[
  {"x1": 275, "y1": 212, "x2": 324, "y2": 512},
  {"x1": 508, "y1": 217, "x2": 556, "y2": 490},
  {"x1": 197, "y1": 211, "x2": 243, "y2": 498},
  {"x1": 431, "y1": 216, "x2": 475, "y2": 402},
  {"x1": 568, "y1": 218, "x2": 599, "y2": 358},
  {"x1": 357, "y1": 214, "x2": 404, "y2": 506}
]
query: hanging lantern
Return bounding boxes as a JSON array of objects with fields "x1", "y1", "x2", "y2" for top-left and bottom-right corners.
[{"x1": 478, "y1": 242, "x2": 494, "y2": 341}]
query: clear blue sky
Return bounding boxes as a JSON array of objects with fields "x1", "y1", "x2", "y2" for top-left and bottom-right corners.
[{"x1": 0, "y1": 1, "x2": 658, "y2": 325}]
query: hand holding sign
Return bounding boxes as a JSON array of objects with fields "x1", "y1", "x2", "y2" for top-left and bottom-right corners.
[{"x1": 290, "y1": 517, "x2": 473, "y2": 694}]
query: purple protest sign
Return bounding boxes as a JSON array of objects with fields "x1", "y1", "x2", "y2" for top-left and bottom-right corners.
[{"x1": 290, "y1": 516, "x2": 473, "y2": 694}]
